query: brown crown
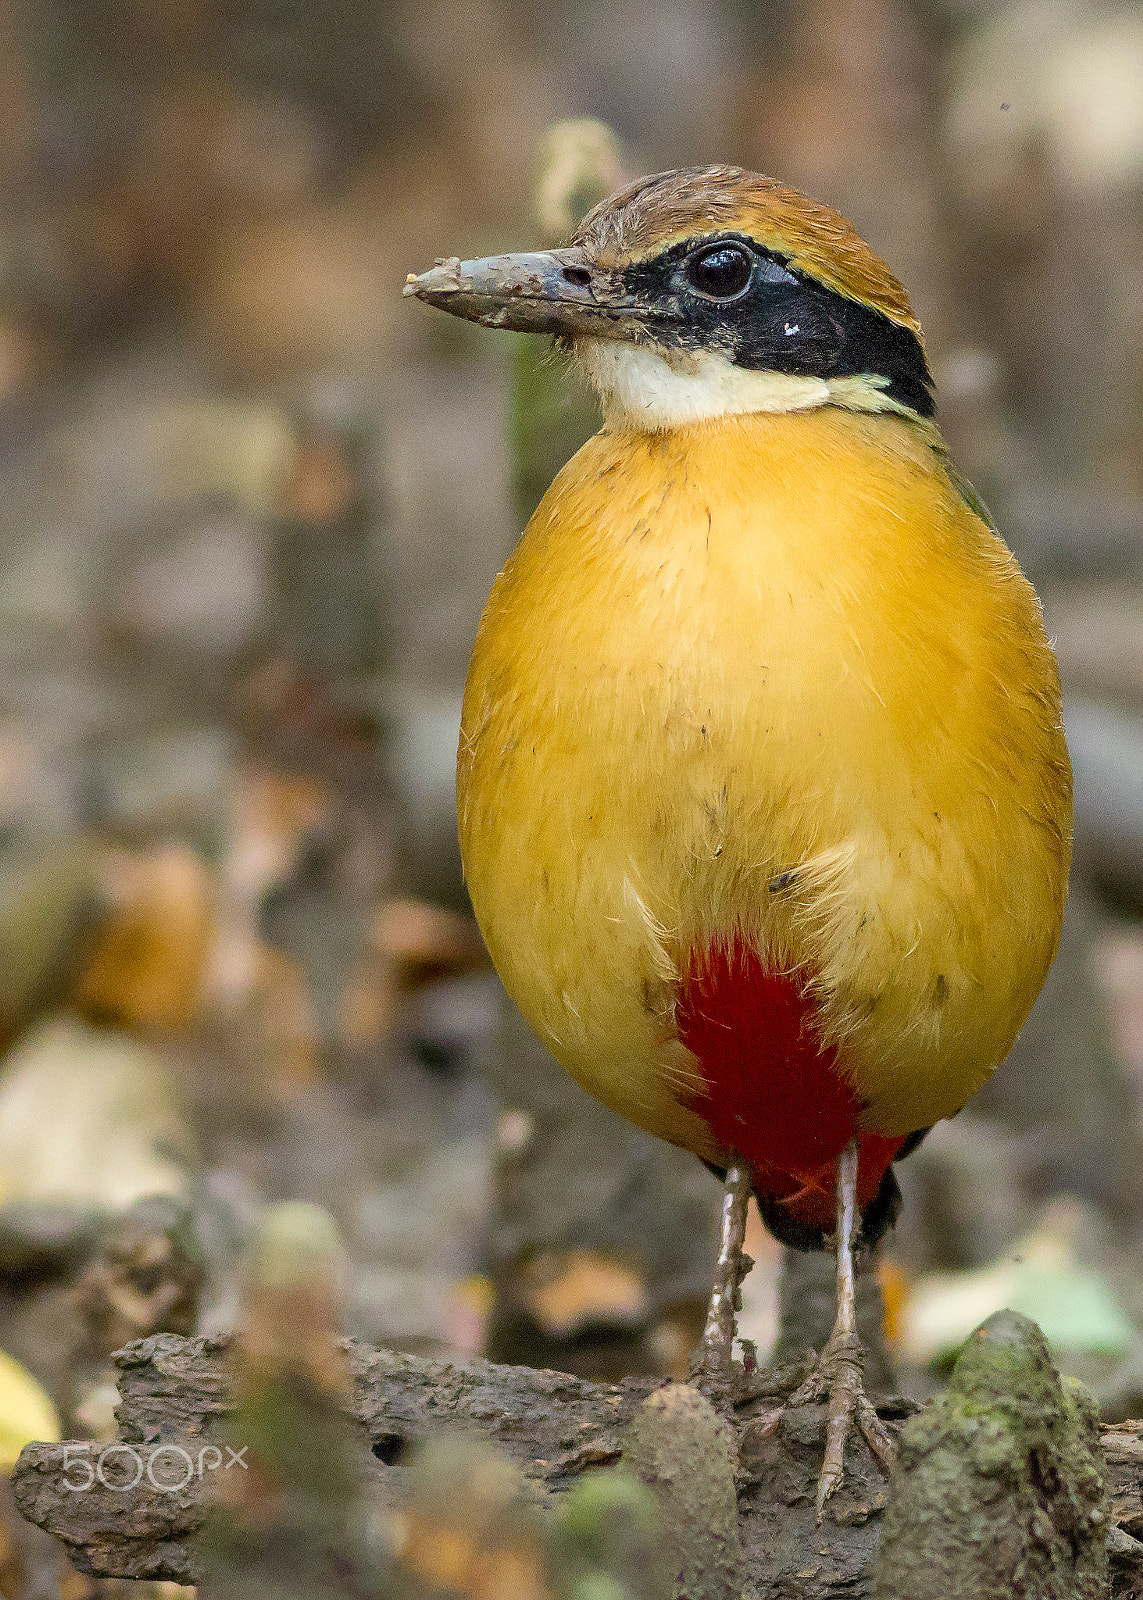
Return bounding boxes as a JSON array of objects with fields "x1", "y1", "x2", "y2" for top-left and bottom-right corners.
[{"x1": 573, "y1": 166, "x2": 921, "y2": 339}]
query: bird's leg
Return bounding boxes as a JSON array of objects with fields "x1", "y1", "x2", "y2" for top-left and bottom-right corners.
[
  {"x1": 815, "y1": 1137, "x2": 866, "y2": 1511},
  {"x1": 689, "y1": 1160, "x2": 753, "y2": 1395},
  {"x1": 758, "y1": 1138, "x2": 896, "y2": 1520}
]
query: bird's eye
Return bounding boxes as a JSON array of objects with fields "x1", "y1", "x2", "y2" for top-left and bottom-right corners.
[{"x1": 685, "y1": 243, "x2": 753, "y2": 300}]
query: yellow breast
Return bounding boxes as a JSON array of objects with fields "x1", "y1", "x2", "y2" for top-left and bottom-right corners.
[{"x1": 458, "y1": 408, "x2": 1071, "y2": 1159}]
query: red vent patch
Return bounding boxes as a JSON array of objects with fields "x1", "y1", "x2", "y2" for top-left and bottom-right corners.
[{"x1": 676, "y1": 937, "x2": 901, "y2": 1231}]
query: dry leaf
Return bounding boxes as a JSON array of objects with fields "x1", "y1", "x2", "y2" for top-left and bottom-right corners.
[
  {"x1": 227, "y1": 767, "x2": 333, "y2": 903},
  {"x1": 77, "y1": 845, "x2": 214, "y2": 1031},
  {"x1": 877, "y1": 1255, "x2": 910, "y2": 1348},
  {"x1": 339, "y1": 898, "x2": 487, "y2": 1051},
  {"x1": 517, "y1": 1250, "x2": 648, "y2": 1340},
  {"x1": 372, "y1": 898, "x2": 488, "y2": 987},
  {"x1": 0, "y1": 1017, "x2": 189, "y2": 1208},
  {"x1": 0, "y1": 1347, "x2": 59, "y2": 1472}
]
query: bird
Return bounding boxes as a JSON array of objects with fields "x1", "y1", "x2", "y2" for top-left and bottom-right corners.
[{"x1": 404, "y1": 166, "x2": 1072, "y2": 1516}]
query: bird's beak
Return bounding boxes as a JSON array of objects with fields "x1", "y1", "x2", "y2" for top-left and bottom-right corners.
[{"x1": 403, "y1": 247, "x2": 640, "y2": 338}]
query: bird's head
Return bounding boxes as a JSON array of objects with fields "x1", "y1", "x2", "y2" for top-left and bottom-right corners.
[{"x1": 404, "y1": 166, "x2": 934, "y2": 430}]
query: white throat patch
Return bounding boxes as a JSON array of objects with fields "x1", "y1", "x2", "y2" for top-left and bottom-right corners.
[{"x1": 576, "y1": 340, "x2": 903, "y2": 430}]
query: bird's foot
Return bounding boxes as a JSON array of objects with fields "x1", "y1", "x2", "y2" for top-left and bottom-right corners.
[
  {"x1": 756, "y1": 1327, "x2": 896, "y2": 1521},
  {"x1": 686, "y1": 1322, "x2": 754, "y2": 1407}
]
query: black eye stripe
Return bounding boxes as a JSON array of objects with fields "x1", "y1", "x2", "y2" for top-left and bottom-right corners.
[
  {"x1": 759, "y1": 256, "x2": 799, "y2": 287},
  {"x1": 620, "y1": 233, "x2": 935, "y2": 419}
]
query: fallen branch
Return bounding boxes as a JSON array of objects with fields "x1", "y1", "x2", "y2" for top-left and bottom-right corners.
[{"x1": 12, "y1": 1333, "x2": 1143, "y2": 1597}]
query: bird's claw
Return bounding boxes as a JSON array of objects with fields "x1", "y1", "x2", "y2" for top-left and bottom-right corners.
[{"x1": 755, "y1": 1328, "x2": 896, "y2": 1521}]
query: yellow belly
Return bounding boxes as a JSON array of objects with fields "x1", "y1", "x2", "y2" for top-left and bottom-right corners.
[{"x1": 458, "y1": 408, "x2": 1072, "y2": 1163}]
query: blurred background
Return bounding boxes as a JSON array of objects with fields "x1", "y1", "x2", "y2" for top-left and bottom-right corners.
[{"x1": 0, "y1": 0, "x2": 1140, "y2": 1587}]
